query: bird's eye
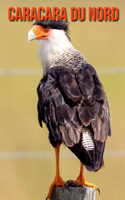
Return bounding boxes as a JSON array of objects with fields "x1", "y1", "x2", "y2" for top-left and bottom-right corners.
[
  {"x1": 45, "y1": 28, "x2": 48, "y2": 32},
  {"x1": 45, "y1": 27, "x2": 50, "y2": 32},
  {"x1": 41, "y1": 26, "x2": 50, "y2": 33}
]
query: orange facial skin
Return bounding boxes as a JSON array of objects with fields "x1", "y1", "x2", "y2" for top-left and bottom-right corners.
[{"x1": 32, "y1": 25, "x2": 51, "y2": 39}]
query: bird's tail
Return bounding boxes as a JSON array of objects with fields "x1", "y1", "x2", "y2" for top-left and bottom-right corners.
[{"x1": 68, "y1": 126, "x2": 106, "y2": 172}]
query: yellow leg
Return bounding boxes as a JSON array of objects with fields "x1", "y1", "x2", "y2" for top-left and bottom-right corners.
[
  {"x1": 67, "y1": 163, "x2": 99, "y2": 192},
  {"x1": 76, "y1": 163, "x2": 98, "y2": 190},
  {"x1": 46, "y1": 142, "x2": 65, "y2": 200}
]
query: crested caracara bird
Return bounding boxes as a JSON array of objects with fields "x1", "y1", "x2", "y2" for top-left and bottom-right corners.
[{"x1": 28, "y1": 21, "x2": 111, "y2": 199}]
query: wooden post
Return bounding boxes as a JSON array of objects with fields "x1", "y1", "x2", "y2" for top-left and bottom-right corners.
[{"x1": 51, "y1": 186, "x2": 96, "y2": 200}]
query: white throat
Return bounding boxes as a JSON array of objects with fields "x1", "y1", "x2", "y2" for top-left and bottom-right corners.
[{"x1": 37, "y1": 29, "x2": 73, "y2": 75}]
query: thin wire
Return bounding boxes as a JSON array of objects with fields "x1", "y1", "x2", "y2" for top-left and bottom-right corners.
[
  {"x1": 0, "y1": 150, "x2": 124, "y2": 159},
  {"x1": 0, "y1": 67, "x2": 125, "y2": 76}
]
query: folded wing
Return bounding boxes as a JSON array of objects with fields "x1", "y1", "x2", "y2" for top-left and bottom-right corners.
[{"x1": 37, "y1": 63, "x2": 111, "y2": 171}]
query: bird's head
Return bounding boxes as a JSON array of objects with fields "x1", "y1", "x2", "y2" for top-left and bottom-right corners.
[
  {"x1": 28, "y1": 20, "x2": 72, "y2": 73},
  {"x1": 28, "y1": 20, "x2": 70, "y2": 42}
]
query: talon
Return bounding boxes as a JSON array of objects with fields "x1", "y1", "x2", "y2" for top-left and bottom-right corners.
[
  {"x1": 64, "y1": 183, "x2": 70, "y2": 191},
  {"x1": 74, "y1": 181, "x2": 78, "y2": 187},
  {"x1": 66, "y1": 180, "x2": 79, "y2": 187},
  {"x1": 97, "y1": 188, "x2": 100, "y2": 195},
  {"x1": 65, "y1": 180, "x2": 71, "y2": 186},
  {"x1": 66, "y1": 180, "x2": 70, "y2": 184}
]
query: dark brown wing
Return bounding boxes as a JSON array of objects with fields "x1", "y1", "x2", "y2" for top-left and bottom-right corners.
[{"x1": 37, "y1": 63, "x2": 111, "y2": 171}]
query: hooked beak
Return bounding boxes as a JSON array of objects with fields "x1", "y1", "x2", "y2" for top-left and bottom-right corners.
[
  {"x1": 28, "y1": 29, "x2": 36, "y2": 42},
  {"x1": 28, "y1": 25, "x2": 51, "y2": 42}
]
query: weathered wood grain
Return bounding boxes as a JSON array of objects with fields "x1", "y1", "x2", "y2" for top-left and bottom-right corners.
[{"x1": 51, "y1": 186, "x2": 96, "y2": 200}]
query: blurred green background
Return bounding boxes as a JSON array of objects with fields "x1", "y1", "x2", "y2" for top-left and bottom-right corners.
[{"x1": 0, "y1": 0, "x2": 125, "y2": 199}]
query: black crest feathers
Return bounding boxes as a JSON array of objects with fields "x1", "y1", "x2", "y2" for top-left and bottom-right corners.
[{"x1": 33, "y1": 20, "x2": 69, "y2": 34}]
